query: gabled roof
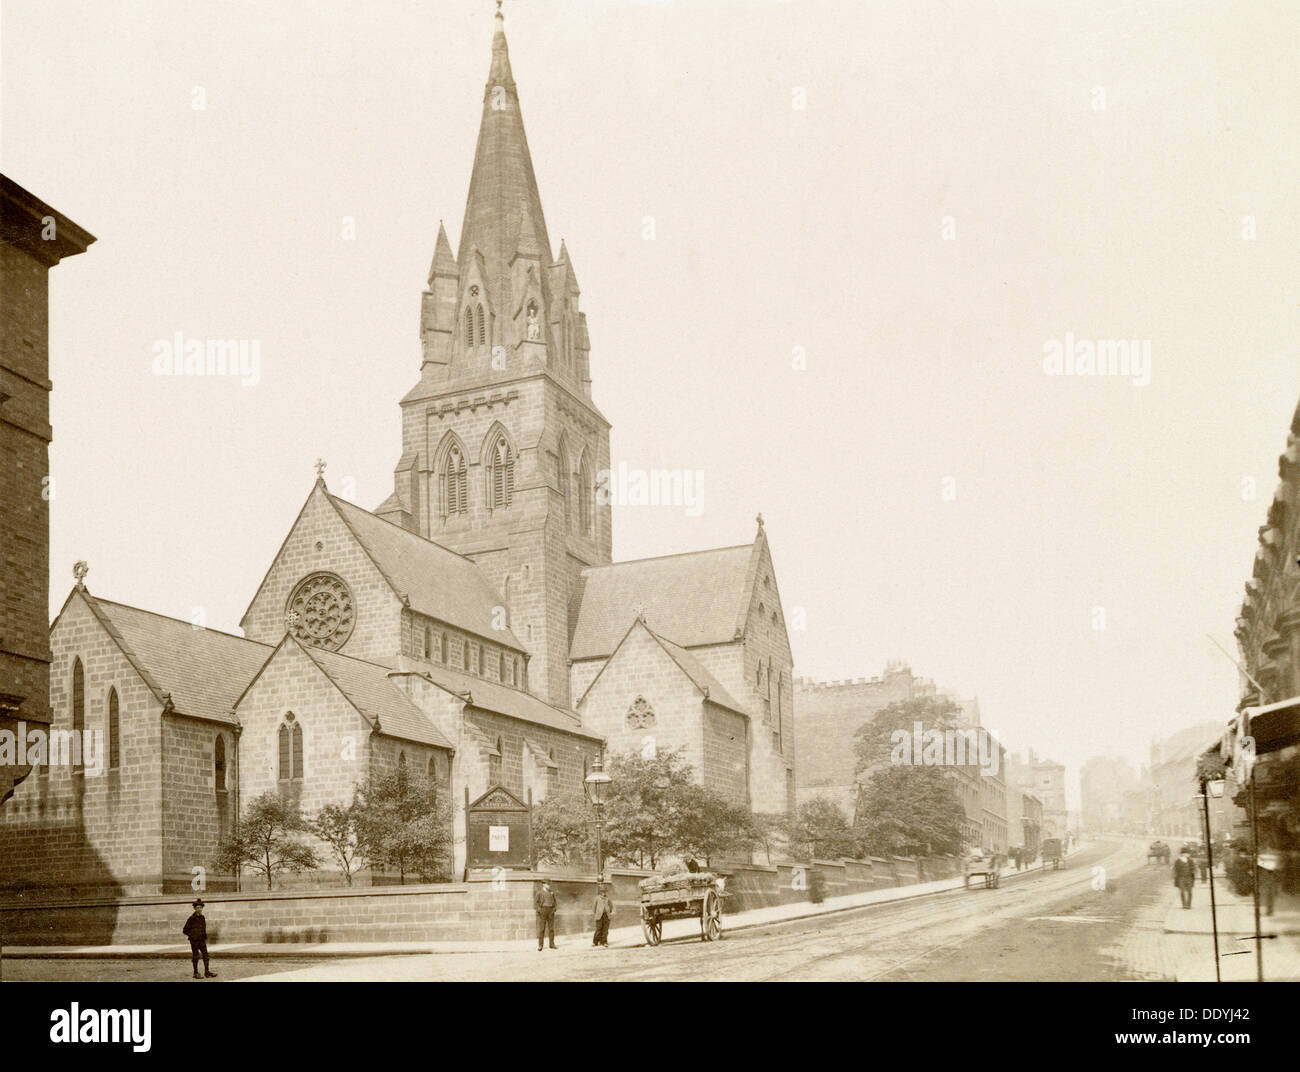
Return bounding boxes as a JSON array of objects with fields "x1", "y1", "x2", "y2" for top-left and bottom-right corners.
[
  {"x1": 569, "y1": 543, "x2": 756, "y2": 661},
  {"x1": 294, "y1": 641, "x2": 453, "y2": 750},
  {"x1": 325, "y1": 490, "x2": 527, "y2": 652},
  {"x1": 575, "y1": 618, "x2": 748, "y2": 718},
  {"x1": 74, "y1": 590, "x2": 273, "y2": 725},
  {"x1": 420, "y1": 661, "x2": 600, "y2": 740}
]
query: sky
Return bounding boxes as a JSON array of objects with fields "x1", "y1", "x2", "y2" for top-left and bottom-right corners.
[{"x1": 3, "y1": 0, "x2": 1297, "y2": 796}]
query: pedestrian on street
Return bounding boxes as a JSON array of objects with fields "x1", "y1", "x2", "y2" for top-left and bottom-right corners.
[
  {"x1": 1173, "y1": 848, "x2": 1196, "y2": 910},
  {"x1": 534, "y1": 879, "x2": 558, "y2": 951},
  {"x1": 592, "y1": 883, "x2": 613, "y2": 947},
  {"x1": 182, "y1": 898, "x2": 217, "y2": 979},
  {"x1": 1197, "y1": 850, "x2": 1209, "y2": 885}
]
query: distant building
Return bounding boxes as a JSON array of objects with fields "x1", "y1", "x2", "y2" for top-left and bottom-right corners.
[
  {"x1": 795, "y1": 664, "x2": 1007, "y2": 852},
  {"x1": 0, "y1": 176, "x2": 94, "y2": 808},
  {"x1": 1080, "y1": 754, "x2": 1140, "y2": 834},
  {"x1": 1007, "y1": 750, "x2": 1068, "y2": 839}
]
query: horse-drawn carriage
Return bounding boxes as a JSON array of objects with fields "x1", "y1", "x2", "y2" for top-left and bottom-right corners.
[
  {"x1": 1147, "y1": 840, "x2": 1170, "y2": 865},
  {"x1": 638, "y1": 871, "x2": 724, "y2": 945},
  {"x1": 1041, "y1": 837, "x2": 1064, "y2": 870},
  {"x1": 964, "y1": 851, "x2": 1003, "y2": 890}
]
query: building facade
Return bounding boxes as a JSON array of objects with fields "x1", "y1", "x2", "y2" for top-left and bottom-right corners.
[
  {"x1": 1006, "y1": 750, "x2": 1068, "y2": 840},
  {"x1": 0, "y1": 177, "x2": 94, "y2": 809}
]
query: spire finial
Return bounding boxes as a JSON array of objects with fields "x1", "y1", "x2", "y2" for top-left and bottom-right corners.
[
  {"x1": 314, "y1": 458, "x2": 327, "y2": 481},
  {"x1": 495, "y1": 0, "x2": 504, "y2": 30},
  {"x1": 72, "y1": 560, "x2": 89, "y2": 587},
  {"x1": 756, "y1": 512, "x2": 765, "y2": 531}
]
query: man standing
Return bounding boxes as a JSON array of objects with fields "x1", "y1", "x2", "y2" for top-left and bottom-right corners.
[
  {"x1": 592, "y1": 883, "x2": 613, "y2": 947},
  {"x1": 1173, "y1": 848, "x2": 1196, "y2": 910},
  {"x1": 183, "y1": 899, "x2": 217, "y2": 978},
  {"x1": 534, "y1": 880, "x2": 558, "y2": 951}
]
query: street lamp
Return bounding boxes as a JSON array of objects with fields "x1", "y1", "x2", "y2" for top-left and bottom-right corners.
[{"x1": 585, "y1": 756, "x2": 612, "y2": 882}]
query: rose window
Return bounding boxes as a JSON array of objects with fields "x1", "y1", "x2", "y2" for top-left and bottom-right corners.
[{"x1": 285, "y1": 572, "x2": 355, "y2": 651}]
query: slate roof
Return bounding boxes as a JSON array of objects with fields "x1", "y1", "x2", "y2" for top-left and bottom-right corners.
[
  {"x1": 569, "y1": 544, "x2": 755, "y2": 660},
  {"x1": 421, "y1": 661, "x2": 600, "y2": 740},
  {"x1": 653, "y1": 633, "x2": 749, "y2": 717},
  {"x1": 86, "y1": 595, "x2": 273, "y2": 725},
  {"x1": 328, "y1": 492, "x2": 526, "y2": 652},
  {"x1": 297, "y1": 643, "x2": 453, "y2": 750}
]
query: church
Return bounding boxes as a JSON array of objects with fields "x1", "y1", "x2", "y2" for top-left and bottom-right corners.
[{"x1": 0, "y1": 10, "x2": 796, "y2": 895}]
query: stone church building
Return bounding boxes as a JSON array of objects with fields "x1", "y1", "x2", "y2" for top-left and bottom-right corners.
[{"x1": 0, "y1": 10, "x2": 796, "y2": 896}]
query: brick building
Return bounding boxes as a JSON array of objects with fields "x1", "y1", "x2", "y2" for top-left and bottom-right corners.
[
  {"x1": 1006, "y1": 750, "x2": 1068, "y2": 840},
  {"x1": 0, "y1": 176, "x2": 94, "y2": 809},
  {"x1": 0, "y1": 11, "x2": 795, "y2": 895}
]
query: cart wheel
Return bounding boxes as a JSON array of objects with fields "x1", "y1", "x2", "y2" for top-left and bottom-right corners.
[
  {"x1": 700, "y1": 888, "x2": 722, "y2": 941},
  {"x1": 642, "y1": 910, "x2": 662, "y2": 946}
]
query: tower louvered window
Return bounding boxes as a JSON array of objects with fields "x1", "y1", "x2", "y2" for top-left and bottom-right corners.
[
  {"x1": 475, "y1": 304, "x2": 486, "y2": 347},
  {"x1": 441, "y1": 444, "x2": 468, "y2": 517},
  {"x1": 464, "y1": 307, "x2": 475, "y2": 350},
  {"x1": 487, "y1": 436, "x2": 514, "y2": 509}
]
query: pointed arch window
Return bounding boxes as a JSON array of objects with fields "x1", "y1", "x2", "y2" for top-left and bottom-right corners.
[
  {"x1": 278, "y1": 713, "x2": 303, "y2": 782},
  {"x1": 475, "y1": 304, "x2": 486, "y2": 348},
  {"x1": 578, "y1": 452, "x2": 594, "y2": 535},
  {"x1": 107, "y1": 688, "x2": 120, "y2": 770},
  {"x1": 423, "y1": 625, "x2": 433, "y2": 660},
  {"x1": 486, "y1": 434, "x2": 515, "y2": 509},
  {"x1": 214, "y1": 734, "x2": 226, "y2": 791},
  {"x1": 441, "y1": 443, "x2": 468, "y2": 518},
  {"x1": 464, "y1": 306, "x2": 475, "y2": 351},
  {"x1": 71, "y1": 658, "x2": 85, "y2": 773},
  {"x1": 489, "y1": 737, "x2": 503, "y2": 786},
  {"x1": 555, "y1": 440, "x2": 570, "y2": 530}
]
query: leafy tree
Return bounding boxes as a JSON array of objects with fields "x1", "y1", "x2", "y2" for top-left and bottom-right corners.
[
  {"x1": 786, "y1": 797, "x2": 862, "y2": 861},
  {"x1": 853, "y1": 694, "x2": 970, "y2": 777},
  {"x1": 358, "y1": 766, "x2": 453, "y2": 883},
  {"x1": 215, "y1": 791, "x2": 319, "y2": 890},
  {"x1": 749, "y1": 811, "x2": 789, "y2": 865},
  {"x1": 311, "y1": 795, "x2": 370, "y2": 886},
  {"x1": 855, "y1": 766, "x2": 966, "y2": 857},
  {"x1": 673, "y1": 784, "x2": 755, "y2": 866},
  {"x1": 601, "y1": 747, "x2": 696, "y2": 870},
  {"x1": 531, "y1": 791, "x2": 593, "y2": 870}
]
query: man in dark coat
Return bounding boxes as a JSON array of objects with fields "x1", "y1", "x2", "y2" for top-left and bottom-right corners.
[
  {"x1": 183, "y1": 899, "x2": 217, "y2": 978},
  {"x1": 534, "y1": 880, "x2": 558, "y2": 951},
  {"x1": 592, "y1": 883, "x2": 613, "y2": 947},
  {"x1": 1173, "y1": 849, "x2": 1196, "y2": 909}
]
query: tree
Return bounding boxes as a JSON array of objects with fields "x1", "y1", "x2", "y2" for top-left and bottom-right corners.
[
  {"x1": 853, "y1": 694, "x2": 969, "y2": 777},
  {"x1": 215, "y1": 791, "x2": 319, "y2": 890},
  {"x1": 531, "y1": 791, "x2": 593, "y2": 870},
  {"x1": 855, "y1": 766, "x2": 966, "y2": 857},
  {"x1": 673, "y1": 784, "x2": 755, "y2": 866},
  {"x1": 357, "y1": 766, "x2": 452, "y2": 883},
  {"x1": 601, "y1": 747, "x2": 696, "y2": 870},
  {"x1": 786, "y1": 797, "x2": 862, "y2": 861},
  {"x1": 311, "y1": 795, "x2": 369, "y2": 886},
  {"x1": 750, "y1": 811, "x2": 789, "y2": 865}
]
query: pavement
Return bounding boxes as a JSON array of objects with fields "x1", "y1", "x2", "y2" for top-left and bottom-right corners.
[
  {"x1": 0, "y1": 849, "x2": 1074, "y2": 962},
  {"x1": 1159, "y1": 875, "x2": 1300, "y2": 982}
]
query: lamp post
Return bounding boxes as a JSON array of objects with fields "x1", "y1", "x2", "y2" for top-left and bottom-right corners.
[{"x1": 585, "y1": 756, "x2": 612, "y2": 883}]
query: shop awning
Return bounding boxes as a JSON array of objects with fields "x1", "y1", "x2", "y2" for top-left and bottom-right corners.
[{"x1": 1244, "y1": 696, "x2": 1300, "y2": 757}]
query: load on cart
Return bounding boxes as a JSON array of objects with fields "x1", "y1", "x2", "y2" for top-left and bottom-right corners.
[{"x1": 638, "y1": 869, "x2": 724, "y2": 945}]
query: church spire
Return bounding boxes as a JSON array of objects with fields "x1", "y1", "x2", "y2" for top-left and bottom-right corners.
[
  {"x1": 428, "y1": 221, "x2": 456, "y2": 284},
  {"x1": 458, "y1": 2, "x2": 552, "y2": 313}
]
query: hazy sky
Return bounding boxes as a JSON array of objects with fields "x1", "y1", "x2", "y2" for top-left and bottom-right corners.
[{"x1": 4, "y1": 0, "x2": 1296, "y2": 789}]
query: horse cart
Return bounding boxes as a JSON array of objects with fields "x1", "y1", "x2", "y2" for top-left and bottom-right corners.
[
  {"x1": 638, "y1": 872, "x2": 724, "y2": 945},
  {"x1": 1041, "y1": 837, "x2": 1064, "y2": 870},
  {"x1": 1146, "y1": 840, "x2": 1170, "y2": 865},
  {"x1": 964, "y1": 852, "x2": 1003, "y2": 890}
]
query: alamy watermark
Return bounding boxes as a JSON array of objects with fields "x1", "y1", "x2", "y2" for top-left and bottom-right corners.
[
  {"x1": 1042, "y1": 334, "x2": 1151, "y2": 387},
  {"x1": 890, "y1": 721, "x2": 1001, "y2": 777},
  {"x1": 597, "y1": 462, "x2": 705, "y2": 517},
  {"x1": 151, "y1": 332, "x2": 261, "y2": 386},
  {"x1": 0, "y1": 722, "x2": 105, "y2": 776}
]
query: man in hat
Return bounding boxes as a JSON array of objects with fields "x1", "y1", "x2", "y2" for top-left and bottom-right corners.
[
  {"x1": 592, "y1": 883, "x2": 613, "y2": 947},
  {"x1": 534, "y1": 880, "x2": 558, "y2": 951},
  {"x1": 1172, "y1": 847, "x2": 1196, "y2": 910},
  {"x1": 183, "y1": 899, "x2": 217, "y2": 978}
]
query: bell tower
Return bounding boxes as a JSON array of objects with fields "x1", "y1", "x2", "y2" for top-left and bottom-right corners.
[{"x1": 378, "y1": 5, "x2": 612, "y2": 709}]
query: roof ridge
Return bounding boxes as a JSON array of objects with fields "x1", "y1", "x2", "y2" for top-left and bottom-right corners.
[
  {"x1": 583, "y1": 542, "x2": 752, "y2": 573},
  {"x1": 329, "y1": 492, "x2": 479, "y2": 565},
  {"x1": 93, "y1": 597, "x2": 272, "y2": 647}
]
